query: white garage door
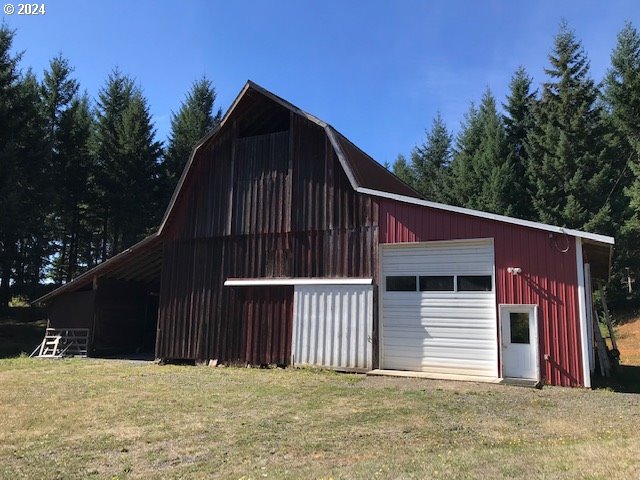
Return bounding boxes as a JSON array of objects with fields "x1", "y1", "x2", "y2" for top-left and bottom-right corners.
[{"x1": 381, "y1": 239, "x2": 498, "y2": 378}]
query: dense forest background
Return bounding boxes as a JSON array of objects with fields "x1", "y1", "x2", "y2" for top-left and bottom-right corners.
[{"x1": 0, "y1": 21, "x2": 639, "y2": 310}]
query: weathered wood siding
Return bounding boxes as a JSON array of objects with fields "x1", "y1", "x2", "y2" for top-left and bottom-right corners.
[{"x1": 156, "y1": 109, "x2": 379, "y2": 362}]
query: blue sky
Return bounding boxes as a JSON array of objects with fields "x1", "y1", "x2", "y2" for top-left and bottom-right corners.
[{"x1": 3, "y1": 0, "x2": 637, "y2": 165}]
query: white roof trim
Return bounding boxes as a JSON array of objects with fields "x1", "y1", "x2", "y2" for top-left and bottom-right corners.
[
  {"x1": 358, "y1": 187, "x2": 615, "y2": 245},
  {"x1": 224, "y1": 278, "x2": 373, "y2": 286}
]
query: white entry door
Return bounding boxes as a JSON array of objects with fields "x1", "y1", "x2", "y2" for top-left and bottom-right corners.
[{"x1": 500, "y1": 305, "x2": 539, "y2": 380}]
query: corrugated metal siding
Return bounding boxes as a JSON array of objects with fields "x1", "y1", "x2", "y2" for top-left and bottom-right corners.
[
  {"x1": 379, "y1": 199, "x2": 583, "y2": 387},
  {"x1": 156, "y1": 108, "x2": 379, "y2": 363},
  {"x1": 292, "y1": 285, "x2": 373, "y2": 370}
]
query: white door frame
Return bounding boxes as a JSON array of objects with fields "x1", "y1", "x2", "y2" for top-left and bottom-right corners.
[{"x1": 499, "y1": 304, "x2": 540, "y2": 381}]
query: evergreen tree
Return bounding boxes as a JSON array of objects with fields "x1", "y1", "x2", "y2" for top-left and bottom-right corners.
[
  {"x1": 446, "y1": 102, "x2": 481, "y2": 206},
  {"x1": 162, "y1": 77, "x2": 219, "y2": 203},
  {"x1": 42, "y1": 55, "x2": 79, "y2": 146},
  {"x1": 448, "y1": 102, "x2": 481, "y2": 206},
  {"x1": 474, "y1": 90, "x2": 511, "y2": 214},
  {"x1": 411, "y1": 113, "x2": 452, "y2": 202},
  {"x1": 0, "y1": 26, "x2": 24, "y2": 306},
  {"x1": 52, "y1": 95, "x2": 94, "y2": 281},
  {"x1": 94, "y1": 69, "x2": 135, "y2": 259},
  {"x1": 115, "y1": 92, "x2": 163, "y2": 248},
  {"x1": 40, "y1": 55, "x2": 90, "y2": 283},
  {"x1": 604, "y1": 22, "x2": 640, "y2": 302},
  {"x1": 448, "y1": 90, "x2": 511, "y2": 214},
  {"x1": 0, "y1": 27, "x2": 48, "y2": 305},
  {"x1": 392, "y1": 154, "x2": 416, "y2": 188},
  {"x1": 11, "y1": 71, "x2": 49, "y2": 295},
  {"x1": 503, "y1": 67, "x2": 536, "y2": 219},
  {"x1": 94, "y1": 70, "x2": 162, "y2": 258},
  {"x1": 605, "y1": 22, "x2": 640, "y2": 157},
  {"x1": 525, "y1": 21, "x2": 615, "y2": 232}
]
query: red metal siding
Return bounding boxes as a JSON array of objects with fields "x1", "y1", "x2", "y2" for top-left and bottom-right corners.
[{"x1": 379, "y1": 199, "x2": 583, "y2": 387}]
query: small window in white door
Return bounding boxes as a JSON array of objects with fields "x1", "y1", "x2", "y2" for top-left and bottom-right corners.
[{"x1": 510, "y1": 312, "x2": 530, "y2": 344}]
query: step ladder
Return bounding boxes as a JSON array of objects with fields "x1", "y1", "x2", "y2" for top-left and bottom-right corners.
[
  {"x1": 592, "y1": 286, "x2": 619, "y2": 377},
  {"x1": 600, "y1": 288, "x2": 619, "y2": 359},
  {"x1": 593, "y1": 311, "x2": 611, "y2": 377},
  {"x1": 30, "y1": 328, "x2": 89, "y2": 358}
]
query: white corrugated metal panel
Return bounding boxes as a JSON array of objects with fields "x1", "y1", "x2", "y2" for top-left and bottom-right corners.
[
  {"x1": 381, "y1": 239, "x2": 498, "y2": 378},
  {"x1": 292, "y1": 284, "x2": 373, "y2": 371}
]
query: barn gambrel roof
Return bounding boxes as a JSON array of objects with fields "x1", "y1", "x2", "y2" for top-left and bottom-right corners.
[{"x1": 35, "y1": 81, "x2": 614, "y2": 305}]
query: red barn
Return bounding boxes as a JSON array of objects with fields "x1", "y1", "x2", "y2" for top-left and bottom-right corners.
[{"x1": 37, "y1": 82, "x2": 613, "y2": 387}]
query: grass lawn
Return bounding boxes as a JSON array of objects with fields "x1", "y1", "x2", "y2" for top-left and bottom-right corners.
[{"x1": 1, "y1": 359, "x2": 639, "y2": 479}]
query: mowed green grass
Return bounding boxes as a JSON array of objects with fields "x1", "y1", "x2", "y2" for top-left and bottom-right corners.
[{"x1": 1, "y1": 359, "x2": 639, "y2": 480}]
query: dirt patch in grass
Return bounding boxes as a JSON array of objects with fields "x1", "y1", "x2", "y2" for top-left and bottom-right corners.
[
  {"x1": 0, "y1": 359, "x2": 639, "y2": 479},
  {"x1": 617, "y1": 315, "x2": 640, "y2": 365}
]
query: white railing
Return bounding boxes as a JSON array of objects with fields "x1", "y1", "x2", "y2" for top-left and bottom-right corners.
[{"x1": 30, "y1": 328, "x2": 89, "y2": 358}]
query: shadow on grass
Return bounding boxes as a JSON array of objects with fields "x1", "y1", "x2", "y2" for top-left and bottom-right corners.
[
  {"x1": 0, "y1": 316, "x2": 47, "y2": 358},
  {"x1": 592, "y1": 364, "x2": 640, "y2": 394}
]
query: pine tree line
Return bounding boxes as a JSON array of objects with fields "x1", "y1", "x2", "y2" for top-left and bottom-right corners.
[
  {"x1": 393, "y1": 21, "x2": 640, "y2": 306},
  {"x1": 2, "y1": 22, "x2": 639, "y2": 308},
  {"x1": 0, "y1": 26, "x2": 220, "y2": 306}
]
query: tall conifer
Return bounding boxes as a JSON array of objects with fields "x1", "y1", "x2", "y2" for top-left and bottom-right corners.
[
  {"x1": 94, "y1": 70, "x2": 162, "y2": 258},
  {"x1": 503, "y1": 67, "x2": 536, "y2": 219},
  {"x1": 162, "y1": 77, "x2": 219, "y2": 204},
  {"x1": 411, "y1": 113, "x2": 452, "y2": 203},
  {"x1": 526, "y1": 21, "x2": 614, "y2": 232},
  {"x1": 392, "y1": 154, "x2": 417, "y2": 189},
  {"x1": 605, "y1": 22, "x2": 640, "y2": 301},
  {"x1": 449, "y1": 91, "x2": 510, "y2": 214}
]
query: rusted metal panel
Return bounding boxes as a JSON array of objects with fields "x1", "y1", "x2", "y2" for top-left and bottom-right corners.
[
  {"x1": 379, "y1": 199, "x2": 583, "y2": 387},
  {"x1": 239, "y1": 286, "x2": 293, "y2": 365}
]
